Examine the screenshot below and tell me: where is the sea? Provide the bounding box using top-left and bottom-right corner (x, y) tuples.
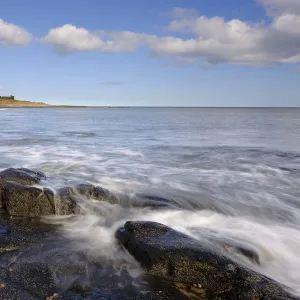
(1, 107), (300, 296)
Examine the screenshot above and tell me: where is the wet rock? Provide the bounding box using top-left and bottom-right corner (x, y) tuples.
(0, 225), (10, 234)
(2, 182), (55, 217)
(59, 184), (113, 202)
(0, 213), (56, 253)
(0, 168), (46, 186)
(75, 184), (113, 201)
(8, 262), (55, 299)
(116, 221), (297, 299)
(56, 187), (79, 215)
(83, 289), (122, 300)
(57, 289), (124, 300)
(131, 195), (177, 209)
(56, 291), (83, 300)
(223, 243), (260, 265)
(55, 184), (115, 215)
(0, 168), (45, 208)
(0, 281), (40, 300)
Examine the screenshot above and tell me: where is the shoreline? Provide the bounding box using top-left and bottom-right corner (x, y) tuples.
(0, 167), (297, 300)
(0, 105), (130, 108)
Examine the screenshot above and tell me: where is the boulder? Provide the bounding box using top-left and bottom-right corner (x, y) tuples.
(55, 187), (80, 215)
(55, 184), (115, 215)
(116, 221), (297, 299)
(75, 184), (113, 201)
(2, 182), (55, 217)
(0, 168), (46, 186)
(0, 168), (46, 207)
(1, 178), (117, 216)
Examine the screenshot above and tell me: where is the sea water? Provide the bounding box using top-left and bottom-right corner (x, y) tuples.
(1, 107), (300, 295)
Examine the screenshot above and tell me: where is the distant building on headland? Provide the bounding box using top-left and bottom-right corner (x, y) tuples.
(0, 95), (15, 100)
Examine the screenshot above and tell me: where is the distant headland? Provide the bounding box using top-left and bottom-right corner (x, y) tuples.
(0, 95), (52, 107)
(0, 95), (128, 108)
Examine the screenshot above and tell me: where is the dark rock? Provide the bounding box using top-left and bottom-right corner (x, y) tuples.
(116, 221), (297, 299)
(0, 281), (40, 300)
(0, 168), (46, 186)
(83, 289), (122, 300)
(56, 291), (83, 300)
(139, 195), (173, 204)
(2, 182), (55, 217)
(0, 225), (10, 234)
(129, 195), (175, 209)
(8, 262), (55, 299)
(55, 184), (115, 215)
(56, 187), (79, 215)
(223, 243), (260, 265)
(75, 184), (113, 201)
(57, 289), (124, 300)
(0, 168), (46, 208)
(59, 184), (113, 202)
(113, 194), (180, 210)
(0, 213), (56, 253)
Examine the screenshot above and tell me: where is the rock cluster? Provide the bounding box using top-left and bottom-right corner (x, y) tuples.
(0, 168), (114, 217)
(0, 168), (298, 299)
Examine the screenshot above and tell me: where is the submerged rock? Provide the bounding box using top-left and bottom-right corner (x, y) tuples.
(132, 194), (177, 209)
(223, 243), (260, 265)
(116, 221), (297, 299)
(2, 182), (55, 217)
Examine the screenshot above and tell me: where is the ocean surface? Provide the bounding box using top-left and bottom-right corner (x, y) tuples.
(1, 107), (300, 295)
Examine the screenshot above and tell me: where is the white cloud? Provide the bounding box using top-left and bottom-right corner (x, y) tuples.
(0, 18), (32, 46)
(257, 0), (300, 16)
(271, 14), (300, 36)
(42, 24), (151, 53)
(151, 5), (300, 65)
(41, 2), (300, 66)
(42, 24), (103, 53)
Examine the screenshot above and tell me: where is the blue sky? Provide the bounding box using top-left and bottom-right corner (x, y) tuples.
(0, 0), (300, 107)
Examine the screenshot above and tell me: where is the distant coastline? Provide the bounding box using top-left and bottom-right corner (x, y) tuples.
(1, 98), (299, 109)
(0, 98), (129, 108)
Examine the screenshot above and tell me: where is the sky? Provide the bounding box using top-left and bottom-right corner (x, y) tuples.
(0, 0), (300, 107)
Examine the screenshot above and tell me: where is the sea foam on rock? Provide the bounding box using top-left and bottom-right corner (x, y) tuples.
(0, 168), (116, 217)
(115, 221), (297, 299)
(0, 168), (176, 217)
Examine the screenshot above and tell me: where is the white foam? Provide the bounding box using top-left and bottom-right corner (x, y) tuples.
(1, 119), (300, 296)
(40, 193), (300, 296)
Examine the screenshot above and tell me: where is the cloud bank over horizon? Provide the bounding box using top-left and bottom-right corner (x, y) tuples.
(1, 0), (300, 67)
